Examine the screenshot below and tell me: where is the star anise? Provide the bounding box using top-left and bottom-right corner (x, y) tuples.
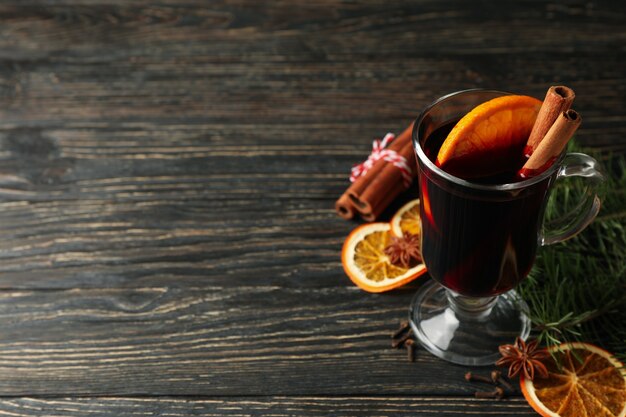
(384, 232), (421, 268)
(496, 337), (550, 381)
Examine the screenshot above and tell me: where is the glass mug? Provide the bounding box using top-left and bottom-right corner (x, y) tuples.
(409, 89), (604, 366)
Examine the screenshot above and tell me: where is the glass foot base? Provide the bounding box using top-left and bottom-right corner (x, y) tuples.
(409, 280), (531, 366)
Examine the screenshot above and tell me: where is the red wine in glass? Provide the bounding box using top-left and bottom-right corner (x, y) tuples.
(420, 122), (551, 297)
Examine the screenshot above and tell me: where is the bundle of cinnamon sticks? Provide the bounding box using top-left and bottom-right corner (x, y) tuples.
(518, 85), (581, 178)
(335, 123), (417, 221)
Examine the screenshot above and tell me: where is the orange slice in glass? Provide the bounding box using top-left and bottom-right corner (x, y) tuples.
(436, 95), (542, 177)
(390, 199), (421, 238)
(341, 223), (426, 293)
(521, 342), (626, 417)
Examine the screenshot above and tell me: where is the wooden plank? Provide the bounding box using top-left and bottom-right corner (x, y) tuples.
(0, 55), (623, 129)
(0, 285), (514, 396)
(0, 163), (396, 289)
(0, 397), (538, 416)
(0, 1), (622, 60)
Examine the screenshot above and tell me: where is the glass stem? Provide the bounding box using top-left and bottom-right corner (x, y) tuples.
(446, 289), (497, 319)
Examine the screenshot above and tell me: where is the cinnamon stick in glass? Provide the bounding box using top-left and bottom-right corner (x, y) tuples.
(525, 86), (575, 156)
(518, 109), (581, 179)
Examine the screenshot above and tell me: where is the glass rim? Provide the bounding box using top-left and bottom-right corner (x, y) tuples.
(412, 88), (562, 192)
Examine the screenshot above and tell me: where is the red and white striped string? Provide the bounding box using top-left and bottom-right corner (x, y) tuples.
(350, 133), (413, 187)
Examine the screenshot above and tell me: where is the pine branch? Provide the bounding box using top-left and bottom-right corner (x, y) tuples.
(518, 145), (626, 361)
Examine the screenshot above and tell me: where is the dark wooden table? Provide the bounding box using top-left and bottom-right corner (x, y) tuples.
(0, 1), (623, 416)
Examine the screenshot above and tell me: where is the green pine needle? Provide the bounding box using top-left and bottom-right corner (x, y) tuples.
(517, 144), (626, 362)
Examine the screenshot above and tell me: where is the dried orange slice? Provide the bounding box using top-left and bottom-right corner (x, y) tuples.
(521, 342), (626, 417)
(436, 95), (542, 177)
(341, 223), (426, 293)
(391, 199), (421, 238)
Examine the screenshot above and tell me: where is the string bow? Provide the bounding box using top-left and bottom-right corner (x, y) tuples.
(350, 133), (412, 187)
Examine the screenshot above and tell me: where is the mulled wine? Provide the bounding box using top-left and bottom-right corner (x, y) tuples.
(409, 89), (603, 366)
(419, 122), (552, 297)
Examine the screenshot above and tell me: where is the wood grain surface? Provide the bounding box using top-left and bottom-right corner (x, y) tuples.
(0, 0), (623, 415)
(0, 397), (537, 416)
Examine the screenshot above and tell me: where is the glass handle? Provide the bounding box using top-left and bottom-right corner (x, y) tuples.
(541, 153), (605, 246)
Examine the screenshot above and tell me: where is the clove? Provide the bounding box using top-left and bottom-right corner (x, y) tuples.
(404, 339), (415, 362)
(474, 386), (505, 400)
(464, 372), (494, 384)
(391, 328), (413, 349)
(391, 321), (410, 340)
(491, 370), (515, 392)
